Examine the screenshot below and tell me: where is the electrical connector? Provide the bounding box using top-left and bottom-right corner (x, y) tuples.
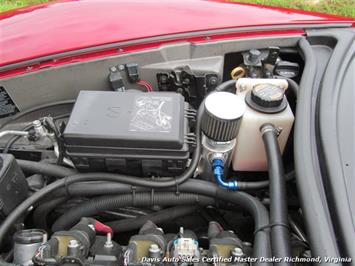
(109, 66), (125, 92)
(125, 63), (139, 83)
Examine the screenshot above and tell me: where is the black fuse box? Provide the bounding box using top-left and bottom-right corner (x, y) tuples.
(63, 91), (194, 176)
(0, 154), (28, 219)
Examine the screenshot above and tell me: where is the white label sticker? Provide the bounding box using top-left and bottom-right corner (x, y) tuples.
(129, 96), (173, 133)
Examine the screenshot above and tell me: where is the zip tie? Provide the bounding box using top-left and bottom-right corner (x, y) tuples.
(150, 189), (155, 206)
(254, 222), (290, 236)
(175, 177), (180, 196)
(131, 186), (136, 206)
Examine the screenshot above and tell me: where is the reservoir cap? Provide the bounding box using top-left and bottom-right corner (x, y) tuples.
(251, 83), (284, 108)
(246, 83), (288, 113)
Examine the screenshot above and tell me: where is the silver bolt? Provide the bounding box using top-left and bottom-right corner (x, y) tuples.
(104, 233), (113, 249)
(67, 239), (80, 257)
(150, 244), (159, 250)
(149, 244), (161, 258)
(68, 239), (79, 248)
(42, 233), (48, 244)
(32, 120), (42, 128)
(231, 247), (243, 257)
(179, 227), (184, 235)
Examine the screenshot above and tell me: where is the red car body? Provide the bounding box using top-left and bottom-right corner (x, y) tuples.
(0, 0), (354, 78)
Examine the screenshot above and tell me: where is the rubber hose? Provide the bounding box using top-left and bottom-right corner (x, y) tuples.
(215, 79), (236, 93)
(55, 179), (271, 264)
(17, 159), (77, 178)
(52, 193), (214, 231)
(107, 206), (197, 233)
(274, 75), (299, 96)
(0, 178), (270, 265)
(0, 102), (203, 244)
(52, 170), (294, 195)
(53, 178), (271, 242)
(0, 174), (159, 245)
(261, 124), (292, 265)
(193, 181), (272, 264)
(52, 178), (271, 245)
(33, 197), (68, 229)
(237, 170), (295, 190)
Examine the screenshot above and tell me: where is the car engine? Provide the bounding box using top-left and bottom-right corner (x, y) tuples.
(0, 46), (309, 266)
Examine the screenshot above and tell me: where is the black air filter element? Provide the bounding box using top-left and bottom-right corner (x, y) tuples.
(201, 92), (245, 141)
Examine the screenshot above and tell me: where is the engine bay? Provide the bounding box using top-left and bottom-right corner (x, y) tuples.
(0, 39), (310, 266)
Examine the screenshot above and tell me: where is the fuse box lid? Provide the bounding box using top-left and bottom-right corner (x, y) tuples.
(64, 91), (186, 150)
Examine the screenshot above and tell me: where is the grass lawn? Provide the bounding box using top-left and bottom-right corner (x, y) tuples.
(1, 0), (49, 12)
(235, 0), (355, 18)
(0, 0), (354, 17)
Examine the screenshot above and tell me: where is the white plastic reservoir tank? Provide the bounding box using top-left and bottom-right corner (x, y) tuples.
(232, 78), (294, 171)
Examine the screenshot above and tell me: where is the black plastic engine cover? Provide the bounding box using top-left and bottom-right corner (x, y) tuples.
(64, 91), (194, 176)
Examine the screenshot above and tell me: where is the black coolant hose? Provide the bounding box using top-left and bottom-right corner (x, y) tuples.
(215, 79), (236, 93)
(0, 101), (203, 244)
(261, 123), (292, 264)
(106, 205), (199, 233)
(17, 159), (77, 178)
(274, 75), (299, 96)
(0, 177), (271, 264)
(33, 197), (68, 229)
(237, 170), (295, 190)
(51, 193), (211, 231)
(55, 179), (271, 264)
(52, 170), (295, 195)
